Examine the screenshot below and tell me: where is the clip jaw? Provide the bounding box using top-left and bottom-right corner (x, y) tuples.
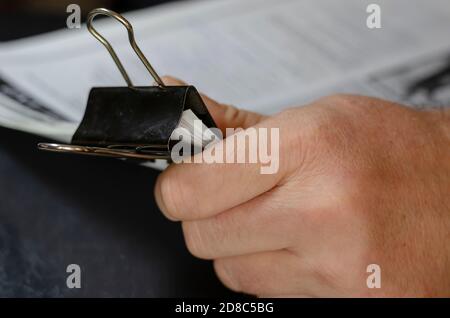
(38, 8), (217, 162)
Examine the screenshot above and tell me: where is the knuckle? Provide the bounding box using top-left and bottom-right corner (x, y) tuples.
(223, 104), (242, 125)
(182, 221), (214, 260)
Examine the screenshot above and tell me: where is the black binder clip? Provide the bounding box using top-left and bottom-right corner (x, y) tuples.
(38, 8), (217, 161)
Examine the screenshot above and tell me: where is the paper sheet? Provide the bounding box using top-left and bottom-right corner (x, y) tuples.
(0, 0), (449, 142)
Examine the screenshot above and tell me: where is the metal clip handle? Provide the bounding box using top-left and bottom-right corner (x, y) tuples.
(37, 143), (171, 160)
(87, 8), (166, 88)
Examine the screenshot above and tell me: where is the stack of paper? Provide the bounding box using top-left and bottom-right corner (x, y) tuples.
(0, 0), (449, 143)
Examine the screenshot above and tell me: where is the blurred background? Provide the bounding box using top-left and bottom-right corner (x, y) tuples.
(0, 0), (181, 40)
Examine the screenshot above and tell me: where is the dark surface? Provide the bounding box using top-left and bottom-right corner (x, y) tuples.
(0, 1), (234, 297)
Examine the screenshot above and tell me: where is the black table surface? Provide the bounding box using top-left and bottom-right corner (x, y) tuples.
(0, 1), (233, 297)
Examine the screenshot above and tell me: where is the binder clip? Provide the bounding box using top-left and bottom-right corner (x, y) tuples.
(38, 8), (217, 162)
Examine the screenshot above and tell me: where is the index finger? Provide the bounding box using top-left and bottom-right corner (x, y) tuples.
(162, 76), (266, 132)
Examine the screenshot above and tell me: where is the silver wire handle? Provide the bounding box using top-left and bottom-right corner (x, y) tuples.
(87, 8), (166, 88)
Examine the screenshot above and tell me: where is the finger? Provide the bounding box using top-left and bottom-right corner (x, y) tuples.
(161, 75), (185, 86)
(162, 75), (266, 130)
(181, 186), (304, 259)
(155, 117), (287, 221)
(214, 250), (316, 297)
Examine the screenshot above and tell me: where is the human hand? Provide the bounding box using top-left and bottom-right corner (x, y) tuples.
(155, 77), (450, 297)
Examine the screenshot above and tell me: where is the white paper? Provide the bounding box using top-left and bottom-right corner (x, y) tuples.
(0, 0), (449, 141)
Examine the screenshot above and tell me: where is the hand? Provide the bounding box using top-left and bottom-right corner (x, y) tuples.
(154, 77), (450, 297)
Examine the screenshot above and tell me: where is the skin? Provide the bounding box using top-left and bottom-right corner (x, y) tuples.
(154, 76), (450, 297)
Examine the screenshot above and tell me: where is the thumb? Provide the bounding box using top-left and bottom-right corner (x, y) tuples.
(162, 76), (266, 131)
